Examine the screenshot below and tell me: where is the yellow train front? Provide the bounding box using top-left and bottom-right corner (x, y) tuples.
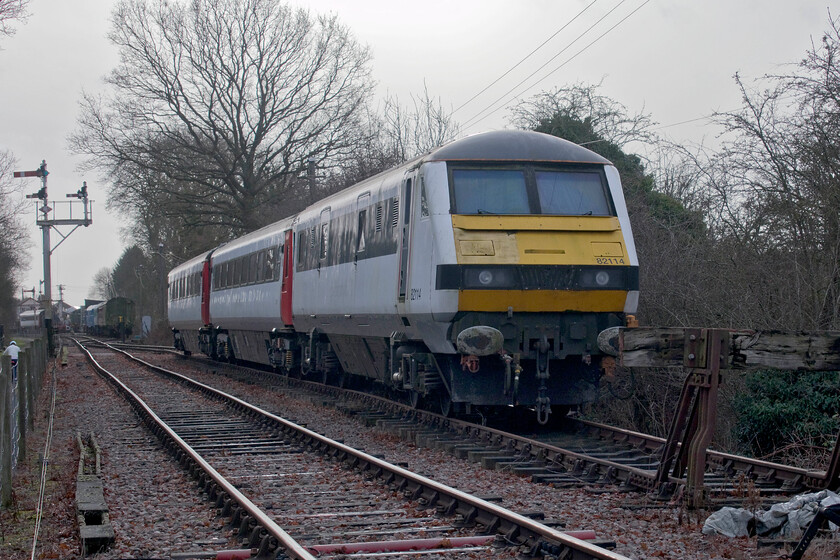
(387, 130), (639, 421)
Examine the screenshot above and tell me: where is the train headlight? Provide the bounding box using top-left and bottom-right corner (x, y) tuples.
(464, 267), (516, 289)
(579, 268), (624, 289)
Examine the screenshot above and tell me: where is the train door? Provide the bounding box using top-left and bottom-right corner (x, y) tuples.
(280, 229), (294, 326)
(405, 173), (434, 317)
(397, 173), (415, 312)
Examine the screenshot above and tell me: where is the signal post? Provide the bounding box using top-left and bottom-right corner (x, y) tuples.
(15, 161), (93, 354)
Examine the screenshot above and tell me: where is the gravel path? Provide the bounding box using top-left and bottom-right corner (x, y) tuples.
(3, 345), (838, 559)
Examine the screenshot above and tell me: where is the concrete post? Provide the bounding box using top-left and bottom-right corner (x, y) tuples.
(1, 354), (12, 507)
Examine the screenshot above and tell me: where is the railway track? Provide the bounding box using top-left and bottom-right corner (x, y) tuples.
(104, 341), (826, 504)
(75, 338), (629, 560)
(127, 345), (826, 506)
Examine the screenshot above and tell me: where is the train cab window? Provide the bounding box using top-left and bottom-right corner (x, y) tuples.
(452, 169), (529, 214)
(535, 170), (611, 216)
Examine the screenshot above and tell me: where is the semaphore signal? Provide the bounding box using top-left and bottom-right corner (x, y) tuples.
(14, 160), (93, 355)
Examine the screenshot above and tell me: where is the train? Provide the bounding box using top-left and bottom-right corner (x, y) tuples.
(84, 297), (136, 338)
(168, 129), (639, 422)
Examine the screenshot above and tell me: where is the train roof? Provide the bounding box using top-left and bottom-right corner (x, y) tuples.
(426, 129), (611, 165)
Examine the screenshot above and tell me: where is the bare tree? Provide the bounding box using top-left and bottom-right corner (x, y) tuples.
(509, 82), (656, 149)
(321, 86), (460, 194)
(71, 0), (374, 235)
(381, 83), (461, 162)
(0, 0), (28, 38)
(701, 14), (840, 331)
(89, 267), (115, 300)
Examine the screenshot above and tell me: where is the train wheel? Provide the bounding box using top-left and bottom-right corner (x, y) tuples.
(438, 391), (452, 417)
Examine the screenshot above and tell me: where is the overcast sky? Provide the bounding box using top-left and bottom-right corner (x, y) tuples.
(0, 0), (833, 307)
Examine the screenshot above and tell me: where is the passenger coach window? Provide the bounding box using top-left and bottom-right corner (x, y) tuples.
(535, 171), (611, 216)
(452, 169), (529, 214)
(320, 223), (329, 260)
(249, 253), (257, 284)
(256, 251), (265, 283)
(266, 248), (276, 281)
(357, 210), (366, 252)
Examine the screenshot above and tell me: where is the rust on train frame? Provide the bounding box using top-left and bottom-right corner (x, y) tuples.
(598, 327), (840, 509)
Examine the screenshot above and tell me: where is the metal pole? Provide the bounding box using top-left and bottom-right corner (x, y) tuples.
(42, 223), (54, 355)
(157, 243), (166, 322)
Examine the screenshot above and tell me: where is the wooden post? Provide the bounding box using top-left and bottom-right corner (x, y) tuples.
(683, 330), (726, 508)
(0, 354), (12, 507)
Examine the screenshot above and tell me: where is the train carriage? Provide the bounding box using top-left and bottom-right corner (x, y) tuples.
(86, 302), (104, 333)
(169, 130), (639, 421)
(168, 251), (212, 354)
(105, 297), (135, 338)
(204, 219), (292, 363)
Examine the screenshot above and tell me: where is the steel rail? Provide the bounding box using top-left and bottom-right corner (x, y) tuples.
(144, 338), (830, 494)
(88, 339), (633, 560)
(73, 339), (317, 559)
(311, 379), (821, 496)
(575, 418), (818, 491)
